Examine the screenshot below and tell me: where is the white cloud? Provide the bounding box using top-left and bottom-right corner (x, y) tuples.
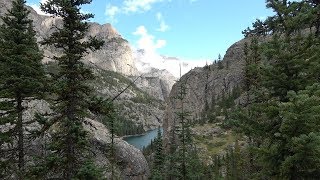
(133, 25), (207, 77)
(133, 26), (166, 53)
(105, 0), (195, 22)
(156, 12), (169, 32)
(105, 0), (168, 22)
(105, 4), (120, 23)
(123, 0), (164, 13)
(27, 0), (49, 16)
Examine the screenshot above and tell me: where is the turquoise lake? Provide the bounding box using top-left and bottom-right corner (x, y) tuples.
(124, 128), (163, 150)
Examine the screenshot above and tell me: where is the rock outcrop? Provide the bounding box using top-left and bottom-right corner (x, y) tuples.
(1, 1), (177, 102)
(21, 100), (150, 179)
(0, 1), (172, 131)
(85, 118), (150, 179)
(163, 38), (249, 149)
(132, 68), (176, 101)
(89, 64), (164, 131)
(0, 1), (138, 76)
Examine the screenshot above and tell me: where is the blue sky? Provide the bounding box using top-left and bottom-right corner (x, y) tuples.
(27, 0), (273, 61)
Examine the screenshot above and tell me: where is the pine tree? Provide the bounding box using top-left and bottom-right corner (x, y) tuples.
(89, 97), (119, 179)
(36, 0), (104, 179)
(0, 0), (46, 179)
(231, 1), (320, 179)
(175, 77), (191, 179)
(151, 128), (164, 180)
(165, 70), (205, 179)
(269, 84), (320, 179)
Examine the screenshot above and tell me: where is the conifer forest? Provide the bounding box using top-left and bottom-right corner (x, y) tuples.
(1, 0), (320, 179)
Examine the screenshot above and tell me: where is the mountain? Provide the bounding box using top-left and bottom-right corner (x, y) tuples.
(1, 1), (140, 76)
(26, 3), (177, 102)
(163, 37), (249, 151)
(132, 68), (176, 101)
(134, 49), (208, 78)
(0, 0), (175, 130)
(23, 99), (149, 179)
(0, 1), (175, 178)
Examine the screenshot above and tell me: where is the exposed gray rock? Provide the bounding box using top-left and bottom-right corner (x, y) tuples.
(1, 1), (170, 130)
(90, 66), (164, 131)
(132, 68), (177, 101)
(10, 100), (150, 179)
(0, 1), (138, 76)
(163, 38), (249, 150)
(84, 118), (150, 180)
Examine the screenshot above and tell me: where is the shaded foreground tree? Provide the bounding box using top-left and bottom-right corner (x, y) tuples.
(150, 128), (164, 180)
(165, 71), (205, 180)
(229, 0), (320, 179)
(0, 0), (46, 179)
(30, 0), (104, 179)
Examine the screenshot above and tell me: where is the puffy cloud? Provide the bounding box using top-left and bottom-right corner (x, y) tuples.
(105, 0), (167, 22)
(133, 26), (167, 53)
(156, 12), (170, 32)
(123, 0), (164, 13)
(133, 26), (207, 77)
(105, 4), (120, 22)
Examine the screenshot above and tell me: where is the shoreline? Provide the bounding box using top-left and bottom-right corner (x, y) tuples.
(120, 127), (163, 139)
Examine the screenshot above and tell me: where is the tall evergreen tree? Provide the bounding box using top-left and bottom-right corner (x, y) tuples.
(165, 71), (204, 180)
(0, 0), (45, 179)
(36, 0), (104, 179)
(231, 0), (320, 179)
(151, 128), (165, 180)
(175, 77), (191, 180)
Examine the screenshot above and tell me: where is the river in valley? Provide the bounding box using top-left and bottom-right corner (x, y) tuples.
(124, 128), (163, 150)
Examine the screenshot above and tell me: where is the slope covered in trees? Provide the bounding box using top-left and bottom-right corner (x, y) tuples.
(229, 0), (320, 179)
(163, 0), (320, 179)
(1, 0), (320, 179)
(0, 0), (151, 179)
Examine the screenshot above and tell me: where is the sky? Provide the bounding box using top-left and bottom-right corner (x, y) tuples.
(26, 0), (273, 74)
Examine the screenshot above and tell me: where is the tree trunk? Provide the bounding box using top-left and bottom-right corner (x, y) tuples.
(16, 94), (24, 180)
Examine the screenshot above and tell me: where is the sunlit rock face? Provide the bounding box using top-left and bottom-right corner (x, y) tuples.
(163, 38), (250, 151)
(0, 1), (138, 76)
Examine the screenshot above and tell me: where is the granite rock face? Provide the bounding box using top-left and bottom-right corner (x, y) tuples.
(132, 68), (177, 101)
(0, 1), (175, 130)
(1, 1), (176, 102)
(20, 100), (149, 179)
(0, 1), (138, 76)
(163, 38), (249, 149)
(84, 118), (150, 180)
(90, 66), (164, 131)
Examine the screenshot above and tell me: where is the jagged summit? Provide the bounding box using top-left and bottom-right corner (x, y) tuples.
(1, 1), (177, 101)
(0, 0), (138, 76)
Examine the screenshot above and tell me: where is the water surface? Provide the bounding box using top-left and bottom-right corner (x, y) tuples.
(124, 128), (163, 150)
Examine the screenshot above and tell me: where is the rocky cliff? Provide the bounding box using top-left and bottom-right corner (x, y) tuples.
(132, 68), (176, 101)
(1, 1), (176, 101)
(22, 99), (150, 179)
(0, 1), (173, 179)
(163, 38), (249, 149)
(0, 1), (138, 76)
(88, 63), (164, 131)
(0, 0), (174, 129)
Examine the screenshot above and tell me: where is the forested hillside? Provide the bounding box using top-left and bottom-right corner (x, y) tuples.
(161, 0), (320, 179)
(1, 0), (320, 180)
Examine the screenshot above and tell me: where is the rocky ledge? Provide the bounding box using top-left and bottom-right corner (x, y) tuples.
(21, 100), (150, 179)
